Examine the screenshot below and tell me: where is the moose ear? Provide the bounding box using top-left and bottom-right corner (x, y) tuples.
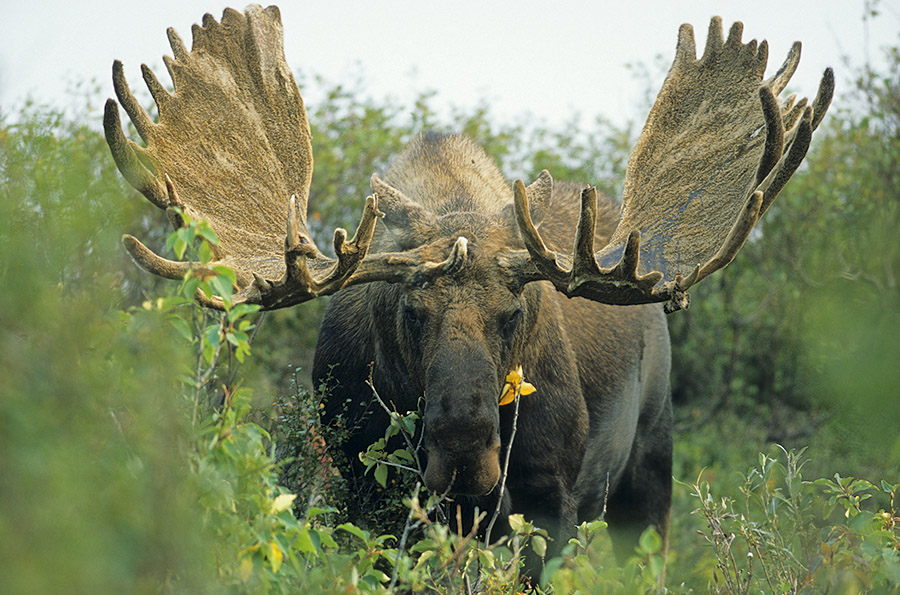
(502, 170), (552, 238)
(370, 173), (436, 249)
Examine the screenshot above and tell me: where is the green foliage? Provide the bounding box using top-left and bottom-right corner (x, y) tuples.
(0, 101), (214, 592)
(691, 447), (900, 593)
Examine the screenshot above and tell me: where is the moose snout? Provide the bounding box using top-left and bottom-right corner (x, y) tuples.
(423, 437), (501, 495)
(422, 395), (502, 495)
(421, 342), (503, 494)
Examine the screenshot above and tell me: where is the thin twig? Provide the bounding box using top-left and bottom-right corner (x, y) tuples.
(389, 478), (455, 591)
(389, 482), (422, 591)
(439, 507), (486, 575)
(359, 453), (421, 475)
(366, 368), (425, 481)
(484, 386), (522, 548)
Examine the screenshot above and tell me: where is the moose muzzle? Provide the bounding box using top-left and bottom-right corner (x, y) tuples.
(423, 437), (502, 495)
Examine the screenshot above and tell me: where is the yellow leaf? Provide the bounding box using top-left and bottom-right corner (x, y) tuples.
(498, 366), (537, 406)
(239, 556), (253, 582)
(498, 383), (515, 406)
(239, 542), (261, 557)
(270, 540), (283, 573)
(270, 493), (297, 514)
(505, 365), (523, 384)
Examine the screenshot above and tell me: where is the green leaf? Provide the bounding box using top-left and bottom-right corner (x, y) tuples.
(197, 240), (214, 264)
(181, 276), (201, 299)
(210, 275), (233, 303)
(229, 303), (261, 320)
(295, 527), (316, 554)
(173, 236), (188, 259)
(508, 513), (526, 533)
(169, 318), (193, 342)
(197, 225), (219, 245)
(385, 422), (399, 439)
(315, 529), (338, 549)
(409, 538), (437, 553)
(337, 523), (369, 543)
(540, 556), (565, 586)
(638, 527), (662, 555)
(393, 448), (414, 463)
(234, 344), (249, 363)
(204, 325), (222, 349)
(586, 519), (608, 534)
(212, 265), (237, 285)
(532, 534), (547, 557)
(374, 463), (388, 487)
(165, 231), (178, 253)
(399, 415), (417, 436)
(413, 549), (435, 570)
(363, 568), (389, 584)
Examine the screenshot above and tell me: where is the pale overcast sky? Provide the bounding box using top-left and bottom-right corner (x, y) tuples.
(2, 1), (898, 127)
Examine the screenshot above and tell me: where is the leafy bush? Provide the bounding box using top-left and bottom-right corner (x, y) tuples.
(691, 447), (900, 593)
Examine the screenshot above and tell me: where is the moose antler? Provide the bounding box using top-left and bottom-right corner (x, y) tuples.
(511, 18), (833, 312)
(106, 5), (456, 310)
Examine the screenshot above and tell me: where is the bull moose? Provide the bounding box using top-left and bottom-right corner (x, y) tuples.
(104, 5), (833, 563)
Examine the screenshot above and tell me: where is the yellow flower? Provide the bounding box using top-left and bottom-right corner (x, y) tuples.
(499, 365), (536, 406)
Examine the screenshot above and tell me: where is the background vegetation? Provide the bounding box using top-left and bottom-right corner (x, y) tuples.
(1, 29), (898, 592)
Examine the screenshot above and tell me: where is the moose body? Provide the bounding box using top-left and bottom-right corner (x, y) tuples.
(313, 133), (673, 554)
(104, 4), (832, 572)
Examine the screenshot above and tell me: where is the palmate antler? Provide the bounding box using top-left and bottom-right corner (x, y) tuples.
(106, 5), (463, 310)
(511, 18), (834, 312)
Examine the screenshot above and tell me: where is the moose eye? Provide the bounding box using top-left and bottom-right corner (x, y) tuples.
(501, 308), (523, 339)
(403, 305), (423, 327)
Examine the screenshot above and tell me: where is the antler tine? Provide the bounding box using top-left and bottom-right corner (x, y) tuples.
(166, 27), (190, 63)
(782, 97), (808, 131)
(406, 236), (469, 288)
(701, 16), (725, 61)
(570, 186), (601, 289)
(315, 194), (382, 292)
(765, 41), (802, 96)
(163, 175), (186, 229)
(103, 98), (167, 207)
(122, 234), (191, 280)
(616, 232), (641, 281)
(111, 60), (153, 143)
(509, 178), (666, 302)
(811, 67), (835, 131)
(674, 23), (697, 64)
(756, 86), (785, 186)
(140, 63), (171, 113)
(283, 194), (318, 280)
(209, 192), (389, 311)
(513, 179), (565, 281)
(759, 106), (814, 215)
(725, 21), (743, 47)
(603, 231), (664, 294)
